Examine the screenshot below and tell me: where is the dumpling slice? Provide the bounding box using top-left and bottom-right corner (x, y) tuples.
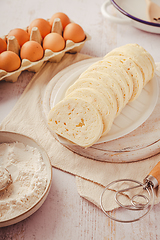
(105, 43), (155, 86)
(84, 63), (131, 106)
(65, 77), (117, 118)
(66, 88), (114, 136)
(48, 97), (103, 148)
(79, 70), (124, 116)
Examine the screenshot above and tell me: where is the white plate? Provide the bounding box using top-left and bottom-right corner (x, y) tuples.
(101, 0), (160, 34)
(44, 58), (159, 145)
(0, 131), (52, 227)
(49, 59), (159, 145)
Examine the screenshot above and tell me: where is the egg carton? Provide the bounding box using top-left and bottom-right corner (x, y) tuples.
(0, 18), (90, 82)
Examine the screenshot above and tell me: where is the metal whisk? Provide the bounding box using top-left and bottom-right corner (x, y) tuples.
(100, 161), (160, 223)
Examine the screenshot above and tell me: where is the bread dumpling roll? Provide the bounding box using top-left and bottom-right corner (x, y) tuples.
(48, 43), (155, 148)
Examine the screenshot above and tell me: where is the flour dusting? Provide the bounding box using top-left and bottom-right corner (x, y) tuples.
(0, 142), (48, 221)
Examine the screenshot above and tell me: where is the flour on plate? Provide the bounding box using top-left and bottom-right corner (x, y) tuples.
(0, 142), (48, 221)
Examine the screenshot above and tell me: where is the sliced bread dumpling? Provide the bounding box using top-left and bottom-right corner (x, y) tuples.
(65, 77), (117, 118)
(79, 70), (124, 116)
(48, 44), (156, 148)
(48, 97), (103, 148)
(65, 88), (114, 136)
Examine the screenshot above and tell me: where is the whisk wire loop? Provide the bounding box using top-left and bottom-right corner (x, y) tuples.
(100, 178), (155, 223)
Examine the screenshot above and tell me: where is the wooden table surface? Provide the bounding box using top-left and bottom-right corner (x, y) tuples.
(1, 0), (160, 239)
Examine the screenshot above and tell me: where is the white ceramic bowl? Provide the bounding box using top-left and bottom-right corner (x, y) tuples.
(0, 131), (52, 227)
(101, 0), (160, 34)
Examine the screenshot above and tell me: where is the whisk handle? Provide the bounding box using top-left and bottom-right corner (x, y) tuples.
(148, 161), (160, 187)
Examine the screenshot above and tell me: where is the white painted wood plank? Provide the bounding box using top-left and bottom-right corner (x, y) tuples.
(1, 0), (160, 239)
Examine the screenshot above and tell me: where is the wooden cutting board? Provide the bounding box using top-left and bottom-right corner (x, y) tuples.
(43, 58), (160, 163)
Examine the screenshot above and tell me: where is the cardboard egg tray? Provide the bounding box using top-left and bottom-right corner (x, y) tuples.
(0, 18), (90, 82)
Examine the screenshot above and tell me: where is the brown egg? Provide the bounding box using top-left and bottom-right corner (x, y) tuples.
(20, 41), (44, 62)
(49, 12), (70, 29)
(0, 38), (7, 53)
(7, 28), (30, 47)
(0, 51), (21, 72)
(63, 23), (85, 43)
(43, 32), (65, 52)
(28, 18), (51, 38)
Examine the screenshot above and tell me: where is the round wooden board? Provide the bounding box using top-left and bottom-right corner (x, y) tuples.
(43, 58), (160, 162)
